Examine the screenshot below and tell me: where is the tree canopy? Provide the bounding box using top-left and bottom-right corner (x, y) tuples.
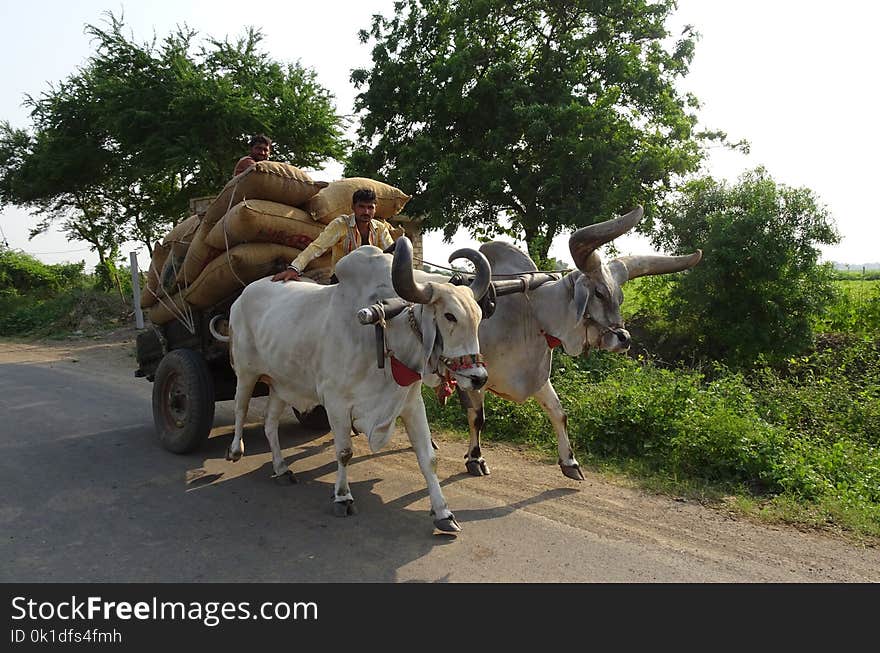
(348, 0), (733, 260)
(0, 13), (347, 287)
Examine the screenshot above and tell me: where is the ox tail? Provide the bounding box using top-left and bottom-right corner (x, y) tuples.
(209, 315), (230, 342)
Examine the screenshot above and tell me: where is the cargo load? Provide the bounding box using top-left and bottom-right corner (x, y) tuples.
(301, 177), (411, 224)
(140, 244), (169, 309)
(140, 214), (200, 308)
(204, 199), (323, 251)
(174, 220), (223, 287)
(145, 170), (412, 325)
(177, 162), (327, 286)
(202, 161), (328, 230)
(183, 243), (331, 309)
(147, 291), (191, 326)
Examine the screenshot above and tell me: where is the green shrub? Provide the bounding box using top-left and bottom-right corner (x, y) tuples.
(815, 280), (880, 334)
(646, 169), (840, 369)
(748, 335), (880, 448)
(426, 347), (880, 535)
(0, 288), (128, 336)
(0, 249), (86, 299)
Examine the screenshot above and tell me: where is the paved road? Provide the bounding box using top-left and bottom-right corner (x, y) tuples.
(1, 337), (877, 582)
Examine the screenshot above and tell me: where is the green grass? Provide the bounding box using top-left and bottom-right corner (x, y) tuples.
(815, 280), (880, 334)
(833, 279), (880, 300)
(831, 269), (880, 281)
(425, 343), (880, 542)
(0, 289), (131, 337)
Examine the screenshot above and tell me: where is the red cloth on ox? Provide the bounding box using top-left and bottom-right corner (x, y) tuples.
(543, 332), (562, 349)
(390, 355), (421, 387)
(435, 376), (458, 404)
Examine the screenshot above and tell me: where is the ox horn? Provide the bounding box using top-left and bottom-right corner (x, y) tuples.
(609, 250), (703, 285)
(569, 206), (644, 273)
(391, 236), (434, 304)
(448, 248), (492, 301)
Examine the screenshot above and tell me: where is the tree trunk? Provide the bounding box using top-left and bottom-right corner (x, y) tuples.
(107, 246), (126, 304)
(94, 246), (125, 302)
(523, 224), (553, 267)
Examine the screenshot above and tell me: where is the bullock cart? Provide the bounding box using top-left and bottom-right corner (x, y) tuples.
(134, 284), (328, 454)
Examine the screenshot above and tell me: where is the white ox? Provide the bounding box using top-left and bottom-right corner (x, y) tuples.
(424, 206), (702, 480)
(219, 238), (491, 533)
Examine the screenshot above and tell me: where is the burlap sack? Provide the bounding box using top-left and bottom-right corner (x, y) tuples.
(153, 215), (199, 291)
(183, 244), (332, 309)
(202, 161), (328, 230)
(148, 291), (192, 326)
(205, 199), (324, 251)
(160, 246), (187, 292)
(140, 243), (170, 309)
(140, 215), (200, 307)
(174, 220), (223, 288)
(301, 177), (411, 224)
(165, 214), (201, 245)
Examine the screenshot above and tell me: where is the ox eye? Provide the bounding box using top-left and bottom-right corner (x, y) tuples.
(594, 287), (605, 300)
(444, 312), (457, 323)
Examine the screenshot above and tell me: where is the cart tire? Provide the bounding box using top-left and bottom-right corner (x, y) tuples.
(152, 348), (215, 453)
(292, 405), (330, 431)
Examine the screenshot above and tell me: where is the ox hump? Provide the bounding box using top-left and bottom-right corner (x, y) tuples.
(334, 245), (389, 283)
(479, 241), (538, 275)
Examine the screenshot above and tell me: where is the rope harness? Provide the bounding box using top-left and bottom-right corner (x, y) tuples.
(371, 304), (486, 390)
(440, 353), (486, 372)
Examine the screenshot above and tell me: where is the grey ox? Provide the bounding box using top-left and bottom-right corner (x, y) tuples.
(424, 206), (702, 480)
(218, 238), (491, 533)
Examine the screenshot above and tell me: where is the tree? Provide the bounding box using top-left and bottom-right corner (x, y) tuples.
(0, 13), (347, 287)
(80, 16), (348, 211)
(349, 0), (734, 260)
(638, 167), (839, 368)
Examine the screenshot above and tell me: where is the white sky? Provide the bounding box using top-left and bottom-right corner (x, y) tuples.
(1, 0), (877, 274)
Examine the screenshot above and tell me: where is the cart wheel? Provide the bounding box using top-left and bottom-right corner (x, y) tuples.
(292, 405), (330, 431)
(152, 348), (215, 453)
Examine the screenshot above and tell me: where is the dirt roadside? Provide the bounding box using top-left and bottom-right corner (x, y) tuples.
(1, 327), (878, 581)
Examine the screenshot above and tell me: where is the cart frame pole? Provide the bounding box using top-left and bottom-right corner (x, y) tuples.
(130, 251), (145, 330)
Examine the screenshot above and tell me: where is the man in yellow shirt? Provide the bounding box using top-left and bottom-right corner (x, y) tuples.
(272, 188), (395, 282)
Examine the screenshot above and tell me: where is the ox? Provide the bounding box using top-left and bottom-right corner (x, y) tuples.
(219, 238), (491, 533)
(425, 206), (702, 480)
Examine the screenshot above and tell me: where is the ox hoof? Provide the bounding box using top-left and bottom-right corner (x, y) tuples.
(465, 458), (490, 477)
(333, 499), (357, 517)
(272, 470), (297, 485)
(433, 514), (461, 534)
(560, 463), (585, 481)
(226, 446), (243, 463)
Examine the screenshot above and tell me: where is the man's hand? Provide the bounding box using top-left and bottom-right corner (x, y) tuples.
(272, 268), (301, 282)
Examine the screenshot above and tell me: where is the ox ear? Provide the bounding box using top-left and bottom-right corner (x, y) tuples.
(420, 309), (440, 376)
(572, 275), (590, 324)
(608, 259), (629, 287)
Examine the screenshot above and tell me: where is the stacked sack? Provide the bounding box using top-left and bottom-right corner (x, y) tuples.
(139, 214), (201, 320)
(141, 162), (411, 326)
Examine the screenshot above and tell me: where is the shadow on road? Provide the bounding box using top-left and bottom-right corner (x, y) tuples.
(1, 363), (572, 582)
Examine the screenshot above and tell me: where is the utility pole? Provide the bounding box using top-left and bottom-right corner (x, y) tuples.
(130, 251), (144, 329)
